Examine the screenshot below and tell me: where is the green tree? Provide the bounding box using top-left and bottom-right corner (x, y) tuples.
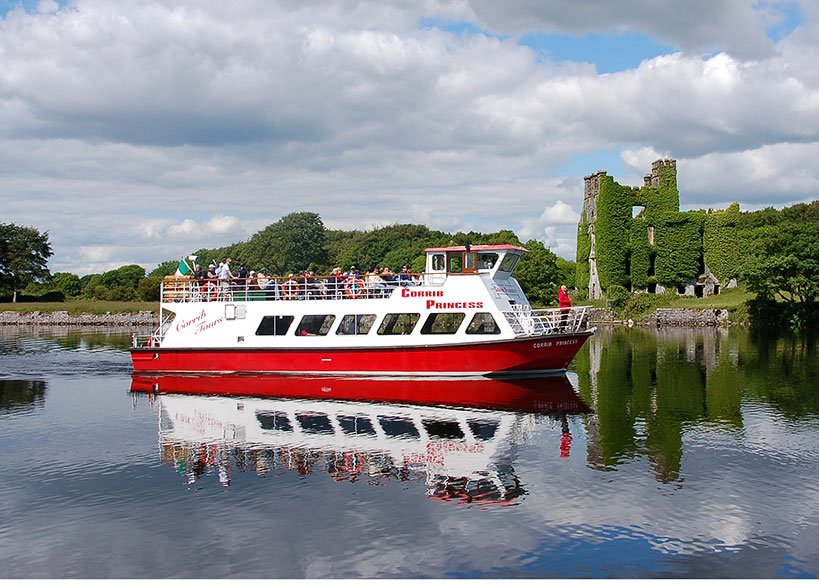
(137, 275), (162, 301)
(149, 260), (180, 278)
(245, 212), (328, 274)
(51, 272), (83, 297)
(514, 239), (562, 307)
(740, 222), (819, 307)
(0, 223), (53, 302)
(82, 264), (146, 301)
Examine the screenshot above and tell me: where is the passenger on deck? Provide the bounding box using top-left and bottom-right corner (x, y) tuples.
(218, 258), (233, 298)
(282, 274), (300, 300)
(381, 267), (396, 286)
(398, 266), (416, 286)
(344, 266), (360, 281)
(236, 263), (248, 286)
(260, 272), (281, 300)
(327, 268), (343, 298)
(367, 268), (387, 297)
(204, 263), (218, 301)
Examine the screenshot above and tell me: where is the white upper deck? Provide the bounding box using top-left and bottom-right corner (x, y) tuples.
(139, 243), (590, 349)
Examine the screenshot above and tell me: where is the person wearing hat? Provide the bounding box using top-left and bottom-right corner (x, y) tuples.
(344, 265), (360, 281)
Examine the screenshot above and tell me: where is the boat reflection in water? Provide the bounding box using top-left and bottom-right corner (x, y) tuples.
(131, 374), (590, 506)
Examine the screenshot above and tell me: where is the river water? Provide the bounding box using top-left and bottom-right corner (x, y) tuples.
(0, 326), (817, 578)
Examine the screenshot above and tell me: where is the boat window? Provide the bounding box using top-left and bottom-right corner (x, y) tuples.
(255, 315), (294, 336)
(465, 313), (501, 334)
(336, 314), (376, 335)
(498, 254), (519, 273)
(337, 414), (376, 436)
(479, 253), (498, 269)
(464, 252), (477, 272)
(468, 420), (499, 441)
(377, 313), (420, 335)
(256, 410), (293, 432)
(448, 253), (463, 273)
(296, 412), (334, 435)
(420, 312), (465, 334)
(295, 314), (335, 336)
(378, 415), (421, 439)
(431, 254), (445, 271)
(422, 419), (465, 439)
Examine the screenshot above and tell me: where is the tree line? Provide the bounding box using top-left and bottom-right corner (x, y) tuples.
(2, 201), (816, 322)
(0, 212), (575, 307)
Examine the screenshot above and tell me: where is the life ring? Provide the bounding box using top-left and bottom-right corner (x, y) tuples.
(282, 279), (299, 300)
(202, 283), (217, 302)
(343, 451), (365, 474)
(344, 279), (366, 298)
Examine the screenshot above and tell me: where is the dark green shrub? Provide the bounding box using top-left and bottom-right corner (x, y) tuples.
(607, 284), (630, 312)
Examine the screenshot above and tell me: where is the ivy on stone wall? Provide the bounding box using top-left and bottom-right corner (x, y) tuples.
(575, 210), (591, 294)
(594, 176), (632, 290)
(629, 219), (651, 289)
(653, 212), (704, 286)
(657, 164), (680, 211)
(703, 202), (740, 284)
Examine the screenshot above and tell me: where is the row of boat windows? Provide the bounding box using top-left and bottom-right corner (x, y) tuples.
(255, 312), (502, 336)
(429, 252), (519, 273)
(256, 410), (500, 441)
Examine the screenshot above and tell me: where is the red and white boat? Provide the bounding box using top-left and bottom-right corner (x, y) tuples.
(131, 244), (594, 376)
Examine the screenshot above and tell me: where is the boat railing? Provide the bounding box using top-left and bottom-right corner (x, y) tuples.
(133, 332), (162, 349)
(502, 305), (590, 336)
(159, 273), (432, 304)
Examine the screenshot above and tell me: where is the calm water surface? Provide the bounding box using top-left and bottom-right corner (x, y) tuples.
(0, 325), (817, 578)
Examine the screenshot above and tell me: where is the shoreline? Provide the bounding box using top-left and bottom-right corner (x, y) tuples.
(0, 307), (747, 328)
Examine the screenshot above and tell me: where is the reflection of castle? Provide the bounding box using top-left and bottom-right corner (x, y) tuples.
(134, 374), (589, 506)
(578, 159), (740, 299)
(577, 328), (744, 484)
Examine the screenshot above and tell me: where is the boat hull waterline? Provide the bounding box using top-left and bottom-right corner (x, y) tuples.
(130, 372), (591, 414)
(131, 331), (593, 376)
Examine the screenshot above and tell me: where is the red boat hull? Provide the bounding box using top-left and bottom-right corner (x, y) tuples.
(131, 332), (592, 376)
(130, 372), (590, 414)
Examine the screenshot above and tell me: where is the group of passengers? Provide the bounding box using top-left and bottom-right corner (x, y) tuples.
(189, 259), (417, 301)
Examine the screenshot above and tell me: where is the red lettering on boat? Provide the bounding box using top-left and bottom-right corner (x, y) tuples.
(425, 300), (484, 310)
(401, 288), (444, 298)
(176, 309), (207, 332)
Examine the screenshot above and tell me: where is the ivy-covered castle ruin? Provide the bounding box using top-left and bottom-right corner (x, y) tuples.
(576, 159), (740, 299)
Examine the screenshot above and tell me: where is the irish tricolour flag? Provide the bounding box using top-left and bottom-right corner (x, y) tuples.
(174, 256), (196, 277)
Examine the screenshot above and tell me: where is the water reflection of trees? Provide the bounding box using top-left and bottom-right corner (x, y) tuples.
(575, 327), (817, 483)
(0, 326), (149, 352)
(0, 379), (47, 414)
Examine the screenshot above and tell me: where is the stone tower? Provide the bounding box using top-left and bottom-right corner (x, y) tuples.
(581, 170), (608, 299)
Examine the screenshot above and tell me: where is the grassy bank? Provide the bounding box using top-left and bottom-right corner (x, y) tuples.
(0, 300), (156, 315)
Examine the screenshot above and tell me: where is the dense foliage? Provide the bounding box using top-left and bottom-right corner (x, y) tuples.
(739, 220), (819, 329)
(593, 176), (633, 290)
(703, 203), (741, 284)
(11, 213), (573, 308)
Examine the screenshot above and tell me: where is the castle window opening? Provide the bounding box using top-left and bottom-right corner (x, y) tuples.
(633, 206), (645, 218)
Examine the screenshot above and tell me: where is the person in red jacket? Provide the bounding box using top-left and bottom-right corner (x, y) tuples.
(558, 284), (572, 330)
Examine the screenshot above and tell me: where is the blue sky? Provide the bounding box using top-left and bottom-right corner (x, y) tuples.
(1, 0), (817, 275)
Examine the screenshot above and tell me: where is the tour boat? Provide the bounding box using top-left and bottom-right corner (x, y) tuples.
(132, 374), (588, 501)
(130, 244), (595, 377)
